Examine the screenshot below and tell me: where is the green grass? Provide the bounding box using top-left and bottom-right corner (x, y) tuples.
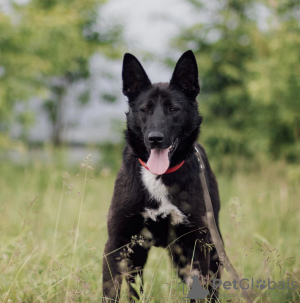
(0, 152), (299, 302)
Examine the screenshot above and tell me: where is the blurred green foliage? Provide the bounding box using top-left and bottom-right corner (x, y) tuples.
(98, 141), (123, 171)
(0, 0), (123, 146)
(172, 0), (300, 162)
(1, 0), (299, 163)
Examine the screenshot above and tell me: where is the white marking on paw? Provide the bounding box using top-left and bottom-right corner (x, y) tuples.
(140, 168), (186, 225)
(186, 269), (201, 287)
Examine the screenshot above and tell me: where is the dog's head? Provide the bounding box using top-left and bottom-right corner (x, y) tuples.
(123, 50), (202, 175)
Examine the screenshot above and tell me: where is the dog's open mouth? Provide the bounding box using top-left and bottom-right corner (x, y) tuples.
(146, 138), (178, 175)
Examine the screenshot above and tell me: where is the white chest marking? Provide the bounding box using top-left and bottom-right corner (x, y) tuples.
(140, 168), (186, 225)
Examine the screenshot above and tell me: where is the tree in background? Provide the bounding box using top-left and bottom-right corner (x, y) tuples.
(172, 0), (300, 162)
(247, 0), (300, 161)
(0, 0), (123, 146)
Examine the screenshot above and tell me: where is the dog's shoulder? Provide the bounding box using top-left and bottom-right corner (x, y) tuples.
(109, 154), (145, 212)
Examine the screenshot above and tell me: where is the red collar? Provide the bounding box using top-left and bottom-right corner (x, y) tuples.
(138, 158), (185, 175)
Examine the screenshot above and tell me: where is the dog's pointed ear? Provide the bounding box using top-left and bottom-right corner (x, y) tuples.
(122, 53), (151, 100)
(170, 50), (200, 99)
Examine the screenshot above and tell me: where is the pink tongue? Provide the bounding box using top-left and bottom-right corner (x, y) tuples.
(147, 148), (170, 175)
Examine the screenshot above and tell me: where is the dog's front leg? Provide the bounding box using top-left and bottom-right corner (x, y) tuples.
(125, 244), (149, 301)
(171, 231), (211, 295)
(102, 239), (149, 302)
(102, 241), (123, 302)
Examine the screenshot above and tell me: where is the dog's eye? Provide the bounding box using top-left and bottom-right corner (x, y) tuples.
(141, 108), (149, 114)
(169, 107), (179, 113)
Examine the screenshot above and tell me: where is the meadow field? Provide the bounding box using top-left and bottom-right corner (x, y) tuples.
(0, 148), (299, 302)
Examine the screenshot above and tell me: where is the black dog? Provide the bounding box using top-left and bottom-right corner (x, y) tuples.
(102, 50), (222, 302)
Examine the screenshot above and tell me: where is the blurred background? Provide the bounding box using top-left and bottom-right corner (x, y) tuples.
(1, 0), (299, 165)
(0, 0), (299, 302)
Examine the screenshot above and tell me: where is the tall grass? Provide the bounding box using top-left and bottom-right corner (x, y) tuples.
(0, 151), (299, 302)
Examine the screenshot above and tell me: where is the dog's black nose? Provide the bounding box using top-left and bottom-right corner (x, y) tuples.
(148, 131), (164, 146)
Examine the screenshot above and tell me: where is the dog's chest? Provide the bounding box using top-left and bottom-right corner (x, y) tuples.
(140, 168), (186, 225)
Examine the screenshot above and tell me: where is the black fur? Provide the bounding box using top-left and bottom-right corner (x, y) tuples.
(102, 51), (222, 302)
